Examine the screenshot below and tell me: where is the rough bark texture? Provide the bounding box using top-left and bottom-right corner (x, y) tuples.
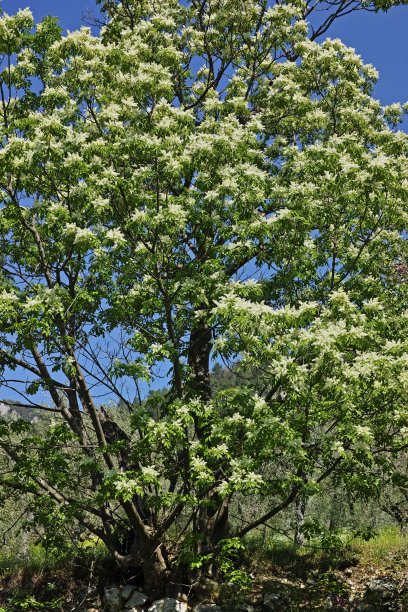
(294, 495), (307, 545)
(188, 323), (212, 401)
(187, 322), (230, 554)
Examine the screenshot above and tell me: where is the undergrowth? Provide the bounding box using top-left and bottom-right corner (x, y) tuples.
(0, 539), (112, 612)
(0, 528), (407, 611)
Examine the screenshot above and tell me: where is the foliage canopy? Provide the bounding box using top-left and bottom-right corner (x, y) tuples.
(1, 0), (408, 591)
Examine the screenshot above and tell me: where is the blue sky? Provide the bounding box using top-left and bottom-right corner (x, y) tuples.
(328, 6), (408, 107)
(1, 0), (407, 403)
(3, 0), (408, 107)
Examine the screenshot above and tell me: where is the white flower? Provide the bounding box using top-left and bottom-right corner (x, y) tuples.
(141, 466), (158, 479)
(105, 228), (126, 246)
(332, 441), (345, 457)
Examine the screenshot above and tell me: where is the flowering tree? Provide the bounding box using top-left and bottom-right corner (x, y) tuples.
(1, 0), (408, 592)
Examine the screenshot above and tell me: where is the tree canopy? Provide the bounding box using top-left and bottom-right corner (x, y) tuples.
(1, 0), (408, 592)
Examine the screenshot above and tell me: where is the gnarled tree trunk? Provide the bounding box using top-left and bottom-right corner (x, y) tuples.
(188, 321), (230, 554)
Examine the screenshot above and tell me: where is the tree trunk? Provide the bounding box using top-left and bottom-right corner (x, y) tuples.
(140, 545), (169, 596)
(294, 494), (307, 545)
(188, 322), (230, 555)
(198, 494), (230, 552)
(188, 323), (212, 401)
(126, 533), (169, 594)
(329, 490), (338, 532)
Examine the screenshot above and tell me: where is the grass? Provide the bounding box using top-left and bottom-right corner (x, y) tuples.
(0, 545), (63, 579)
(0, 528), (407, 610)
(0, 539), (111, 581)
(244, 532), (360, 574)
(351, 525), (408, 563)
(0, 539), (112, 612)
(241, 527), (408, 610)
(245, 525), (408, 566)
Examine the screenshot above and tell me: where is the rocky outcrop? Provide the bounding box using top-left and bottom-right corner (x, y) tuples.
(104, 587), (122, 612)
(92, 573), (407, 612)
(147, 599), (188, 612)
(0, 400), (41, 422)
(125, 591), (148, 608)
(103, 586), (149, 612)
(357, 578), (399, 610)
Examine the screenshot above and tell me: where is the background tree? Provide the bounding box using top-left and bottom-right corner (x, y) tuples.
(1, 0), (408, 593)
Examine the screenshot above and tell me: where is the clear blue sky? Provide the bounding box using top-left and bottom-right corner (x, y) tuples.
(3, 0), (408, 107)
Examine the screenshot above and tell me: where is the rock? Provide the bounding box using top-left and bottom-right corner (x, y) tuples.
(124, 591), (149, 608)
(367, 579), (396, 598)
(104, 587), (122, 612)
(344, 568), (353, 576)
(263, 592), (282, 609)
(248, 593), (263, 605)
(121, 585), (136, 600)
(148, 599), (188, 612)
(193, 605), (223, 612)
(79, 585), (98, 603)
(360, 580), (398, 610)
(123, 608), (144, 612)
(237, 605), (254, 612)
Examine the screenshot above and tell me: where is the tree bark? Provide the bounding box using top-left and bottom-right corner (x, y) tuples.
(129, 535), (169, 594)
(188, 322), (212, 401)
(294, 494), (307, 545)
(187, 321), (230, 553)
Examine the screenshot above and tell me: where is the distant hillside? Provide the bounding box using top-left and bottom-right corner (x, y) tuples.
(0, 401), (41, 423)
